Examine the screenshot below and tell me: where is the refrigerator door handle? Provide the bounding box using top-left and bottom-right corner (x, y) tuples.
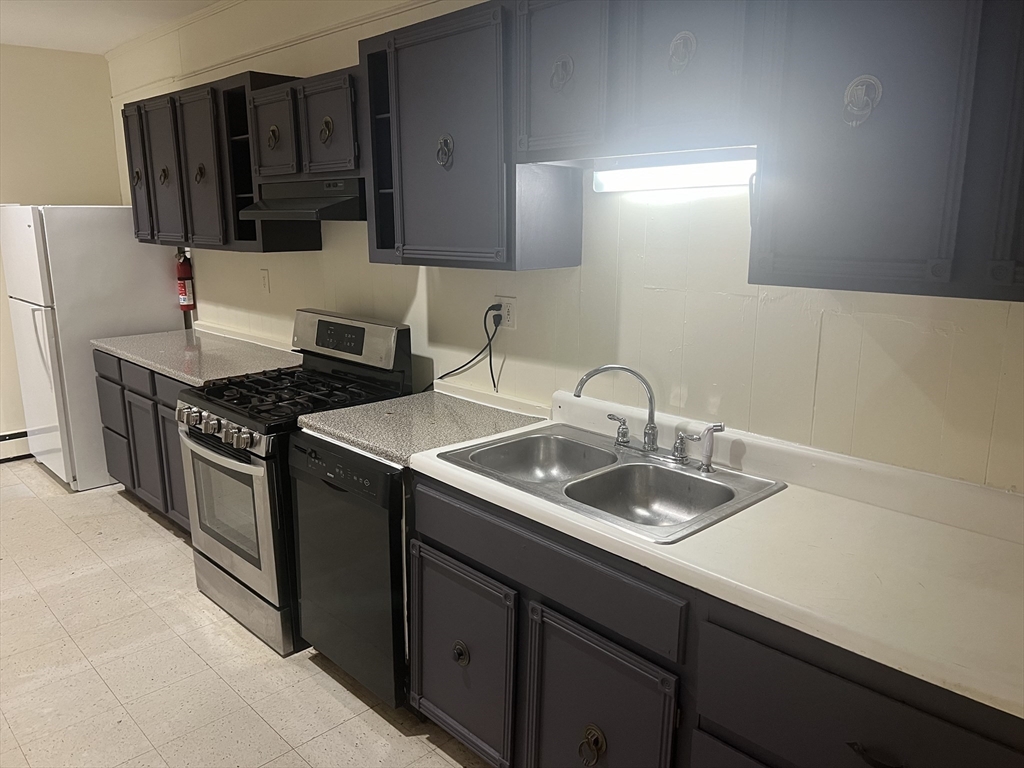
(29, 306), (54, 391)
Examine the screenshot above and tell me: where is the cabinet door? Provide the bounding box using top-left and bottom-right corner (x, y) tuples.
(524, 603), (677, 768)
(516, 0), (610, 157)
(95, 376), (127, 437)
(409, 541), (516, 768)
(249, 87), (299, 176)
(391, 5), (508, 265)
(158, 405), (190, 531)
(749, 0), (983, 293)
(141, 97), (187, 243)
(101, 427), (134, 490)
(122, 105), (154, 240)
(124, 391), (166, 513)
(298, 74), (358, 173)
(176, 88), (224, 246)
(620, 0), (747, 149)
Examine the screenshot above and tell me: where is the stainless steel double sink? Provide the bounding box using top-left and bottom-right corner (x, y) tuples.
(439, 423), (786, 544)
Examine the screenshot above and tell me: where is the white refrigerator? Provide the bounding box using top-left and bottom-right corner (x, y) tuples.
(1, 206), (183, 491)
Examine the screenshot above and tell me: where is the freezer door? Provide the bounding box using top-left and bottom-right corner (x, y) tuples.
(7, 299), (73, 483)
(0, 206), (52, 305)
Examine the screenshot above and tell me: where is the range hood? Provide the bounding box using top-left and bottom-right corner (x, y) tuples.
(239, 178), (366, 222)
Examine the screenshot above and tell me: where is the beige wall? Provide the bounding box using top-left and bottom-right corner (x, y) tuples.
(0, 44), (122, 458)
(105, 1), (1024, 493)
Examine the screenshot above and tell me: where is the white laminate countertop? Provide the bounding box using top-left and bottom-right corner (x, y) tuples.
(91, 329), (302, 387)
(412, 420), (1024, 719)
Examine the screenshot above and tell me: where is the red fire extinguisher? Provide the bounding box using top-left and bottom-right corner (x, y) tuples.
(176, 252), (195, 312)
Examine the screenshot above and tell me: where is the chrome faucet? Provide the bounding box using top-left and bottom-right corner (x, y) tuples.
(673, 422), (725, 472)
(574, 365), (659, 452)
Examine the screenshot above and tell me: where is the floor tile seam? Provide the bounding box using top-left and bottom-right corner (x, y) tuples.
(96, 654), (212, 709)
(150, 703), (266, 764)
(248, 680), (373, 752)
(10, 696), (127, 755)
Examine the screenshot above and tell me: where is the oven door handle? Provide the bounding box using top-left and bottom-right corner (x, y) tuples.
(179, 429), (266, 477)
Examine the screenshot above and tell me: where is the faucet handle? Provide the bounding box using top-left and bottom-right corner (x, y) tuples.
(606, 414), (630, 446)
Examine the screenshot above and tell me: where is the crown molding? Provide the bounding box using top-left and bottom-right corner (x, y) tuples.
(105, 0), (245, 61)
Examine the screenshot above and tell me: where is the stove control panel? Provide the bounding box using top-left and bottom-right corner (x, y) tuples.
(176, 405), (264, 455)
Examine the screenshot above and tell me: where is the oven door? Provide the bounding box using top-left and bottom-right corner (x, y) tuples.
(179, 428), (281, 606)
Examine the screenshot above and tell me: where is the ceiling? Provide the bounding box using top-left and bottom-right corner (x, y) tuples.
(0, 0), (218, 56)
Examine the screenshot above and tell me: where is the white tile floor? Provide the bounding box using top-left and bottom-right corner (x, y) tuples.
(0, 459), (480, 768)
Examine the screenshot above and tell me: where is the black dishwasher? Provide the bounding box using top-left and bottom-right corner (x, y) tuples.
(289, 432), (407, 707)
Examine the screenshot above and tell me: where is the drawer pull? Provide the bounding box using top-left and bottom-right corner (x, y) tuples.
(436, 133), (454, 168)
(452, 640), (470, 666)
(578, 723), (607, 766)
(267, 125), (280, 149)
(847, 741), (903, 768)
(319, 116), (334, 145)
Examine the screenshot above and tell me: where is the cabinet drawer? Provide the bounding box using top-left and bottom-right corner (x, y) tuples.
(101, 427), (134, 490)
(524, 602), (677, 768)
(410, 541), (515, 768)
(95, 377), (127, 437)
(697, 621), (1023, 768)
(690, 730), (766, 768)
(121, 361), (155, 396)
(93, 350), (121, 382)
(154, 373), (184, 408)
(415, 483), (688, 664)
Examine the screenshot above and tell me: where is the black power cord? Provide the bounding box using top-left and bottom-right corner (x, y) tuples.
(423, 303), (503, 392)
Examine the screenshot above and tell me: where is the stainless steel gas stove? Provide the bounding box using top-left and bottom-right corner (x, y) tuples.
(174, 309), (412, 655)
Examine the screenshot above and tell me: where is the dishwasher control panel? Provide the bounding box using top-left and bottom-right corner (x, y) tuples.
(291, 438), (398, 505)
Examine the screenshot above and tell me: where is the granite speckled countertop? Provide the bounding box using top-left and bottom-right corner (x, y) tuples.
(91, 330), (301, 386)
(298, 391), (542, 466)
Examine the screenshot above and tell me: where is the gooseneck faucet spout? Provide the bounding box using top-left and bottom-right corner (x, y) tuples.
(574, 365), (659, 451)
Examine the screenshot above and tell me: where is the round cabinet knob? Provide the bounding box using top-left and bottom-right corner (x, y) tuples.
(201, 415), (221, 434)
(452, 640), (470, 667)
(232, 429), (253, 450)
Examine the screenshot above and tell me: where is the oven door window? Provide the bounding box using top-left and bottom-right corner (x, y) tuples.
(192, 454), (261, 568)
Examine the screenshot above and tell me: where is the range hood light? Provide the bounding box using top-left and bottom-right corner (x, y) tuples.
(592, 147), (756, 193)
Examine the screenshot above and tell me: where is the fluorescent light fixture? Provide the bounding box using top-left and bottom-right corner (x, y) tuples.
(593, 146), (756, 193)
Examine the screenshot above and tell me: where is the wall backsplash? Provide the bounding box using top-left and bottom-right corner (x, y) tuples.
(191, 180), (1024, 494)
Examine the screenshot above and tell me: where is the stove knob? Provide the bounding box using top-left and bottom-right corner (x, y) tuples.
(232, 429), (253, 450)
(222, 426), (238, 445)
(174, 405), (188, 423)
(186, 409), (202, 427)
(201, 414), (221, 434)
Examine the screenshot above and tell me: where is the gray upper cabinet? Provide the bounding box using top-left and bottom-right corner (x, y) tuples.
(176, 87), (224, 246)
(615, 0), (750, 153)
(515, 0), (610, 161)
(390, 5), (508, 265)
(141, 96), (187, 244)
(297, 72), (358, 174)
(249, 86), (299, 177)
(122, 106), (154, 241)
(748, 0), (1021, 299)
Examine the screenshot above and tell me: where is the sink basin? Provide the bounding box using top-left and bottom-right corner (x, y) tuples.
(564, 464), (735, 526)
(440, 423), (786, 544)
(469, 434), (616, 483)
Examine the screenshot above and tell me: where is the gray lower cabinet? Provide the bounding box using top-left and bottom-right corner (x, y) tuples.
(124, 391), (166, 514)
(524, 603), (677, 768)
(410, 541), (516, 768)
(411, 475), (1024, 768)
(94, 350), (189, 532)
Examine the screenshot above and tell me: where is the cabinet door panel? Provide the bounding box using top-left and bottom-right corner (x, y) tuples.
(391, 7), (507, 263)
(101, 427), (134, 490)
(177, 88), (224, 246)
(298, 74), (358, 173)
(142, 97), (187, 243)
(125, 391), (166, 513)
(750, 0), (982, 291)
(409, 541), (516, 768)
(158, 405), (189, 531)
(122, 106), (154, 240)
(524, 603), (677, 768)
(624, 0), (746, 144)
(95, 377), (127, 437)
(249, 88), (299, 177)
(517, 0), (609, 155)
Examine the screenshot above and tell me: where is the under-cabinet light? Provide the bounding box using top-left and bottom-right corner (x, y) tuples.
(592, 146), (756, 193)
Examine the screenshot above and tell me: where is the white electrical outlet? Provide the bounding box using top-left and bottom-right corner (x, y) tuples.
(495, 295), (516, 330)
(260, 269), (271, 294)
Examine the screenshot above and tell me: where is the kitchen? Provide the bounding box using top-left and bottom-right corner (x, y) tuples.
(0, 1), (1022, 767)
